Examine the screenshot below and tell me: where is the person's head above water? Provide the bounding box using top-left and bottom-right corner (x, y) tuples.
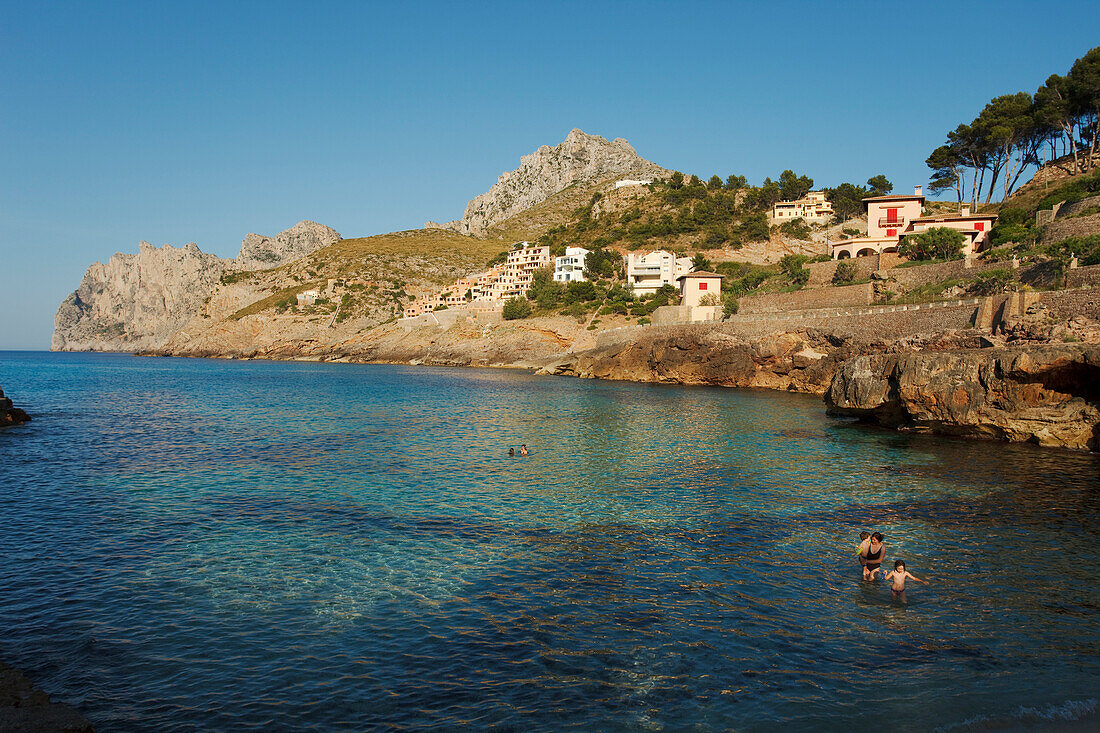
(871, 532), (884, 543)
(894, 559), (905, 571)
(508, 447), (515, 455)
(859, 531), (870, 541)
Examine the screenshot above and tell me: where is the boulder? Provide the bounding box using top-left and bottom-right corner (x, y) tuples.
(825, 345), (1100, 450)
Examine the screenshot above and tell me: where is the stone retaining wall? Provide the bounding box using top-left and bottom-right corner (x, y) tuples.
(1067, 264), (1100, 289)
(739, 283), (872, 313)
(1043, 212), (1100, 245)
(597, 298), (983, 345)
(887, 258), (1007, 289)
(806, 253), (901, 286)
(1039, 287), (1100, 321)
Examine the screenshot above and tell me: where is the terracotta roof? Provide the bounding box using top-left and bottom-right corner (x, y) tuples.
(676, 271), (724, 279)
(862, 194), (925, 202)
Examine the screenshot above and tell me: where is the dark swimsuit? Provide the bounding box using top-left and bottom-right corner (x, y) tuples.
(862, 545), (884, 571)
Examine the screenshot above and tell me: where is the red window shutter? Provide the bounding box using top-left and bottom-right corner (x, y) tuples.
(887, 208), (898, 223)
(887, 228), (897, 236)
(974, 222), (984, 231)
(699, 282), (707, 290)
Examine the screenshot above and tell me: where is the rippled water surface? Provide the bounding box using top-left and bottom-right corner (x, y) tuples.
(1, 352), (1098, 732)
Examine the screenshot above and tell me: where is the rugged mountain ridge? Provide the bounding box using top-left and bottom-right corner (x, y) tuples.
(426, 128), (668, 235)
(53, 220), (340, 352)
(235, 220), (341, 270)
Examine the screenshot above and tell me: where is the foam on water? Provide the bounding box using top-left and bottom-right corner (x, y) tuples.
(1, 352), (1098, 732)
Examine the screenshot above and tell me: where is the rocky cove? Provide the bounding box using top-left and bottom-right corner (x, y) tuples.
(141, 316), (1100, 452)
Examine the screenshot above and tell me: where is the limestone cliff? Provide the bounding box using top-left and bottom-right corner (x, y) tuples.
(53, 221), (342, 352)
(234, 220), (341, 271)
(53, 241), (228, 352)
(428, 129), (668, 235)
(825, 346), (1100, 450)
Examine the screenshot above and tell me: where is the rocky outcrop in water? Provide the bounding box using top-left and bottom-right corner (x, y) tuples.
(428, 129), (668, 235)
(538, 326), (861, 393)
(0, 661), (93, 732)
(52, 241), (228, 352)
(234, 220), (341, 271)
(825, 345), (1100, 450)
(0, 386), (30, 426)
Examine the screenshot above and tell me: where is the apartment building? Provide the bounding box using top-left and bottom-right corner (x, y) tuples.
(627, 250), (693, 296)
(772, 191), (834, 223)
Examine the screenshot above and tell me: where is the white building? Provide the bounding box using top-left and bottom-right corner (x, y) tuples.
(554, 246), (590, 283)
(614, 178), (654, 189)
(296, 289), (321, 307)
(627, 250), (693, 296)
(676, 271), (724, 307)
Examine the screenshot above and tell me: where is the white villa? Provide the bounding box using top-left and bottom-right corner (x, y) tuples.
(831, 186), (998, 259)
(772, 191), (834, 223)
(554, 246), (590, 283)
(627, 250), (693, 296)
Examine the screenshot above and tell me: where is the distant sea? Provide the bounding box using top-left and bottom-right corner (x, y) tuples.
(1, 351), (1098, 732)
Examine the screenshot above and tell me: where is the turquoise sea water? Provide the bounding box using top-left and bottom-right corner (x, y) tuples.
(0, 351), (1098, 732)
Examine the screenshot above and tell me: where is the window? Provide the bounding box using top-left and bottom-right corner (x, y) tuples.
(886, 208), (898, 224)
(886, 228), (897, 237)
(699, 282), (708, 291)
(974, 222), (985, 231)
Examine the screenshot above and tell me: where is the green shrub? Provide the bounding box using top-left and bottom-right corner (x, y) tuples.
(779, 218), (812, 240)
(898, 227), (966, 261)
(502, 297), (531, 320)
(723, 295), (739, 317)
(971, 269), (1014, 296)
(832, 260), (858, 285)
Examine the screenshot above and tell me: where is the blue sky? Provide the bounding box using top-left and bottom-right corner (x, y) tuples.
(2, 0), (1099, 349)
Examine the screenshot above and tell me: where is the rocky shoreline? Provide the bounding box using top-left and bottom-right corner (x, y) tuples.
(138, 320), (1100, 452)
(0, 662), (93, 732)
(0, 386), (30, 427)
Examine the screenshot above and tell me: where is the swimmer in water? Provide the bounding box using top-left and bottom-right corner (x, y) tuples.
(509, 447), (515, 456)
(860, 532), (885, 580)
(520, 444), (528, 456)
(883, 559), (927, 604)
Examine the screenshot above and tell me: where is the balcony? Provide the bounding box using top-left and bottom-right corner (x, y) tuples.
(878, 217), (906, 227)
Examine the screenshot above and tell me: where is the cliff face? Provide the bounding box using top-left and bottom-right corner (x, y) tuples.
(53, 221), (342, 352)
(235, 220), (341, 271)
(825, 346), (1100, 450)
(428, 129), (668, 235)
(52, 241), (228, 352)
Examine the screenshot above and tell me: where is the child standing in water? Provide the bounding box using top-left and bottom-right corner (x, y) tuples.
(883, 559), (927, 603)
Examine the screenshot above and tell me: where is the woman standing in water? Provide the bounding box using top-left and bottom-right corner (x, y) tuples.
(860, 532), (885, 580)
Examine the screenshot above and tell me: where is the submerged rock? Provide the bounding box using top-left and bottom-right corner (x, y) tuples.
(0, 661), (93, 732)
(825, 345), (1100, 450)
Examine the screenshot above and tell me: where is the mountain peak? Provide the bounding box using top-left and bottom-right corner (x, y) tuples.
(428, 129), (667, 236)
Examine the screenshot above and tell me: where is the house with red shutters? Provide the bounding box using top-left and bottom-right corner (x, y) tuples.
(831, 186), (997, 260)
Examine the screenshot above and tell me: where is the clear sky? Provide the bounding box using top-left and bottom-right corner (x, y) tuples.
(2, 0), (1098, 349)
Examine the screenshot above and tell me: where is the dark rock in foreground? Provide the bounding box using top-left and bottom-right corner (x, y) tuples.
(825, 345), (1100, 450)
(0, 662), (93, 732)
(0, 387), (30, 427)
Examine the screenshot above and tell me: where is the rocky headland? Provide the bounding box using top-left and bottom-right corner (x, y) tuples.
(0, 386), (30, 427)
(0, 662), (93, 732)
(53, 221), (341, 352)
